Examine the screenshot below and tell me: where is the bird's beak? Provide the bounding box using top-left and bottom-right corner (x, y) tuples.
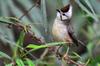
(56, 9), (60, 12)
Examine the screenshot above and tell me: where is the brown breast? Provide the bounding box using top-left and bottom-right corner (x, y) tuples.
(52, 19), (73, 44)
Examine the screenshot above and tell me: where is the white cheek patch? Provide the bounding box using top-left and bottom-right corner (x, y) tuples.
(56, 5), (72, 20)
(57, 12), (61, 18)
(62, 15), (68, 20)
(65, 5), (72, 19)
(57, 12), (68, 20)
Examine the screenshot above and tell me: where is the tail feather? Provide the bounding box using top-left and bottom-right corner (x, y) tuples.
(77, 40), (86, 47)
(67, 27), (86, 47)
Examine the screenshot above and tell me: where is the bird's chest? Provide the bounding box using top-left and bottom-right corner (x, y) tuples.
(52, 20), (70, 41)
(53, 21), (68, 35)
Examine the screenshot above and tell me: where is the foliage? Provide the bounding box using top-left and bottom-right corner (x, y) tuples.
(0, 0), (100, 66)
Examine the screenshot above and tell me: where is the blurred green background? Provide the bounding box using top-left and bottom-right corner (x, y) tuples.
(0, 0), (100, 66)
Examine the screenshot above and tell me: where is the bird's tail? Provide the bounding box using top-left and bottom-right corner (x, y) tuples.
(77, 40), (86, 47)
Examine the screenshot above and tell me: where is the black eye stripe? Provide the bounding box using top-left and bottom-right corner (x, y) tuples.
(56, 9), (60, 12)
(62, 13), (68, 18)
(62, 13), (67, 17)
(63, 13), (66, 16)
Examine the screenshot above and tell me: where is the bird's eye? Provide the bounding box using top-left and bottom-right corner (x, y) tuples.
(62, 13), (66, 16)
(56, 9), (60, 12)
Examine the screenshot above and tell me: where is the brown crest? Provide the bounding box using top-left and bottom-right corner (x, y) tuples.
(60, 4), (70, 13)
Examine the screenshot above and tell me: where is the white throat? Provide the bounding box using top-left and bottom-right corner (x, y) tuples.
(56, 5), (72, 20)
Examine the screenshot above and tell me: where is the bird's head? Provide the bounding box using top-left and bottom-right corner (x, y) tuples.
(56, 4), (72, 20)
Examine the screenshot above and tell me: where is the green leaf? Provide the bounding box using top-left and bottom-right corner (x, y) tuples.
(85, 59), (90, 66)
(72, 52), (81, 58)
(27, 44), (41, 49)
(0, 17), (13, 24)
(16, 58), (24, 66)
(5, 63), (13, 66)
(75, 0), (98, 21)
(13, 31), (25, 58)
(87, 42), (94, 56)
(0, 17), (22, 24)
(25, 42), (66, 56)
(41, 0), (48, 32)
(16, 31), (25, 46)
(27, 42), (66, 49)
(25, 58), (35, 66)
(88, 56), (100, 66)
(97, 63), (100, 66)
(87, 26), (94, 39)
(0, 51), (12, 60)
(84, 0), (95, 15)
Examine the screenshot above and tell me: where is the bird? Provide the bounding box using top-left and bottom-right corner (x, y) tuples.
(52, 4), (74, 45)
(52, 4), (85, 57)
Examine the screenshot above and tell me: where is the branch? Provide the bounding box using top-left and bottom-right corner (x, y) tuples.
(18, 0), (40, 20)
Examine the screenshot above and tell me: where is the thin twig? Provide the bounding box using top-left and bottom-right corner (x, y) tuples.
(40, 48), (48, 60)
(63, 53), (85, 66)
(19, 0), (40, 20)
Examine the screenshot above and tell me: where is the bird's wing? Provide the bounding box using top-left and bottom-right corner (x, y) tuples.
(67, 24), (85, 47)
